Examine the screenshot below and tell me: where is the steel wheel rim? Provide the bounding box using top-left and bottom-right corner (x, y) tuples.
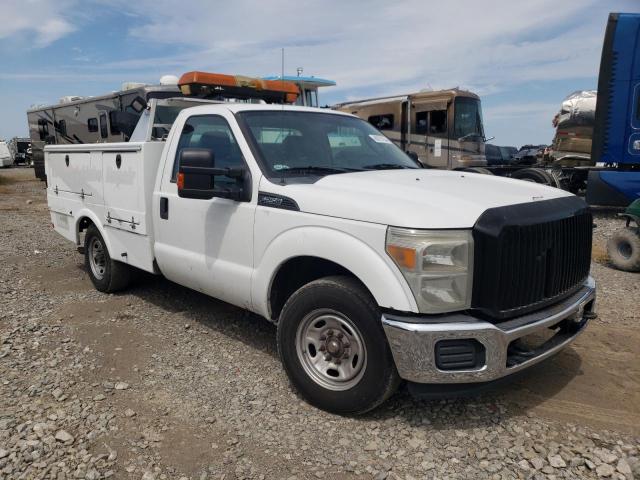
(89, 237), (106, 280)
(295, 309), (367, 391)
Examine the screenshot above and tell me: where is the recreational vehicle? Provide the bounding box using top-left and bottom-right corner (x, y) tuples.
(334, 89), (488, 170)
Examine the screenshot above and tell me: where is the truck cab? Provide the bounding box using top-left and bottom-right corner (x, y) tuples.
(588, 12), (640, 206)
(46, 103), (596, 414)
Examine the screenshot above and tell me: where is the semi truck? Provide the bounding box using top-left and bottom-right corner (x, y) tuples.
(45, 76), (596, 413)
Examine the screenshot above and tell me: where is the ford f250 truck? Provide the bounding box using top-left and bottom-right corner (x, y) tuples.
(45, 101), (596, 414)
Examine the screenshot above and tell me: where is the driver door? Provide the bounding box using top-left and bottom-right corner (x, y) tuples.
(153, 112), (257, 310)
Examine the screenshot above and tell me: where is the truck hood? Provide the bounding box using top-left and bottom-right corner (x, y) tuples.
(264, 169), (572, 229)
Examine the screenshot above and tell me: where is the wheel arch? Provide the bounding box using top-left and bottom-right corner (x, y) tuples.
(74, 209), (114, 254)
(253, 226), (417, 321)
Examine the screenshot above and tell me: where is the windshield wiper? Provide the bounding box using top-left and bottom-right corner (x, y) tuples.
(280, 166), (352, 175)
(362, 163), (415, 170)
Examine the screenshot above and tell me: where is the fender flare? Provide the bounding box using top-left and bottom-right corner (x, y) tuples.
(74, 209), (115, 255)
(252, 226), (418, 318)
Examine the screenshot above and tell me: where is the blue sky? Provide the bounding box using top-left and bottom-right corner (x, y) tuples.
(1, 0), (638, 147)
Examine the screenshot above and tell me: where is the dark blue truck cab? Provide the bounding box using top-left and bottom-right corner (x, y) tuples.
(587, 13), (640, 206)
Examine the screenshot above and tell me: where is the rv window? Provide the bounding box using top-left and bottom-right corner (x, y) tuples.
(99, 113), (108, 139)
(414, 111), (429, 135)
(430, 110), (447, 134)
(37, 119), (49, 140)
(109, 111), (121, 135)
(58, 120), (67, 137)
(368, 114), (394, 131)
(88, 118), (98, 133)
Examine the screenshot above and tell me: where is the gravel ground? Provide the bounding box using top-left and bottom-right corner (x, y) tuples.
(1, 168), (639, 480)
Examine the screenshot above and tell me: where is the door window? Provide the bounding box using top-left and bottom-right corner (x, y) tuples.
(99, 113), (108, 139)
(430, 110), (447, 134)
(172, 115), (244, 182)
(414, 111), (428, 134)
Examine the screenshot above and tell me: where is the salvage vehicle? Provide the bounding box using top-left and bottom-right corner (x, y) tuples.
(0, 141), (12, 167)
(10, 137), (32, 165)
(607, 199), (640, 272)
(46, 83), (597, 413)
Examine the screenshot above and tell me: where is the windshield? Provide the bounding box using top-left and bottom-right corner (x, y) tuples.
(238, 111), (419, 178)
(453, 97), (484, 140)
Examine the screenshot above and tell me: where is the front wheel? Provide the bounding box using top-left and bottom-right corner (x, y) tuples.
(84, 225), (131, 292)
(277, 276), (400, 415)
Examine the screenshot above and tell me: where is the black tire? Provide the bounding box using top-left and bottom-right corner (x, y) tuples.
(607, 227), (640, 272)
(511, 167), (555, 186)
(84, 225), (131, 292)
(277, 276), (400, 415)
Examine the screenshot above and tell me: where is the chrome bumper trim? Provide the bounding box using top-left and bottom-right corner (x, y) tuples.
(382, 277), (596, 384)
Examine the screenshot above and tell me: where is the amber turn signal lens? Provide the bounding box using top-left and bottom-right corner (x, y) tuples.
(386, 245), (417, 269)
(177, 173), (185, 190)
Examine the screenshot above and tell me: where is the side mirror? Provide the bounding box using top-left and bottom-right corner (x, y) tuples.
(177, 148), (247, 201)
(129, 96), (147, 113)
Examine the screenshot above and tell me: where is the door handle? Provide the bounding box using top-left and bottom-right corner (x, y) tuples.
(160, 197), (169, 220)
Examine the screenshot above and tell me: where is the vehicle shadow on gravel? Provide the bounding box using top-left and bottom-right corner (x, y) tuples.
(126, 271), (279, 356)
(123, 269), (584, 428)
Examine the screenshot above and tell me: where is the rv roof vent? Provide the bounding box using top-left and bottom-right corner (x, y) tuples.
(159, 75), (179, 86)
(121, 82), (147, 91)
(59, 96), (85, 104)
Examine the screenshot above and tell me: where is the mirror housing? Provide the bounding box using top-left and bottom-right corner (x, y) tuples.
(129, 96), (147, 113)
(177, 148), (248, 201)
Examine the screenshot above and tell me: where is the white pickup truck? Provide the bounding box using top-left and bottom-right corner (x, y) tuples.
(46, 99), (596, 414)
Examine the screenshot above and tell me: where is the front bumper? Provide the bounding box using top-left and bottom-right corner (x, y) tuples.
(382, 276), (596, 384)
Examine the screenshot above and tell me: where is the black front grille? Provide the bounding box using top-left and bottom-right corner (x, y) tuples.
(472, 196), (592, 320)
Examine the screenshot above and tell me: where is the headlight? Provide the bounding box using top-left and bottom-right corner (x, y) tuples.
(386, 227), (474, 313)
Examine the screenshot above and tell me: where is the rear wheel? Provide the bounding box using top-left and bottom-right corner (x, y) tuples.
(277, 276), (400, 415)
(511, 167), (556, 187)
(607, 227), (640, 272)
(84, 225), (131, 292)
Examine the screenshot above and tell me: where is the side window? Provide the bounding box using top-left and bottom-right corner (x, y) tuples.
(109, 111), (121, 135)
(58, 120), (67, 137)
(99, 113), (108, 139)
(172, 115), (244, 182)
(414, 111), (429, 135)
(368, 114), (394, 130)
(37, 119), (49, 140)
(430, 110), (447, 134)
(87, 118), (98, 132)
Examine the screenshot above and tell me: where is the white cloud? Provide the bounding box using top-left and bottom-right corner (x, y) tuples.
(0, 0), (76, 47)
(97, 0), (615, 98)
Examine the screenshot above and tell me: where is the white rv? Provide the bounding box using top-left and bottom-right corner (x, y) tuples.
(0, 142), (13, 167)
